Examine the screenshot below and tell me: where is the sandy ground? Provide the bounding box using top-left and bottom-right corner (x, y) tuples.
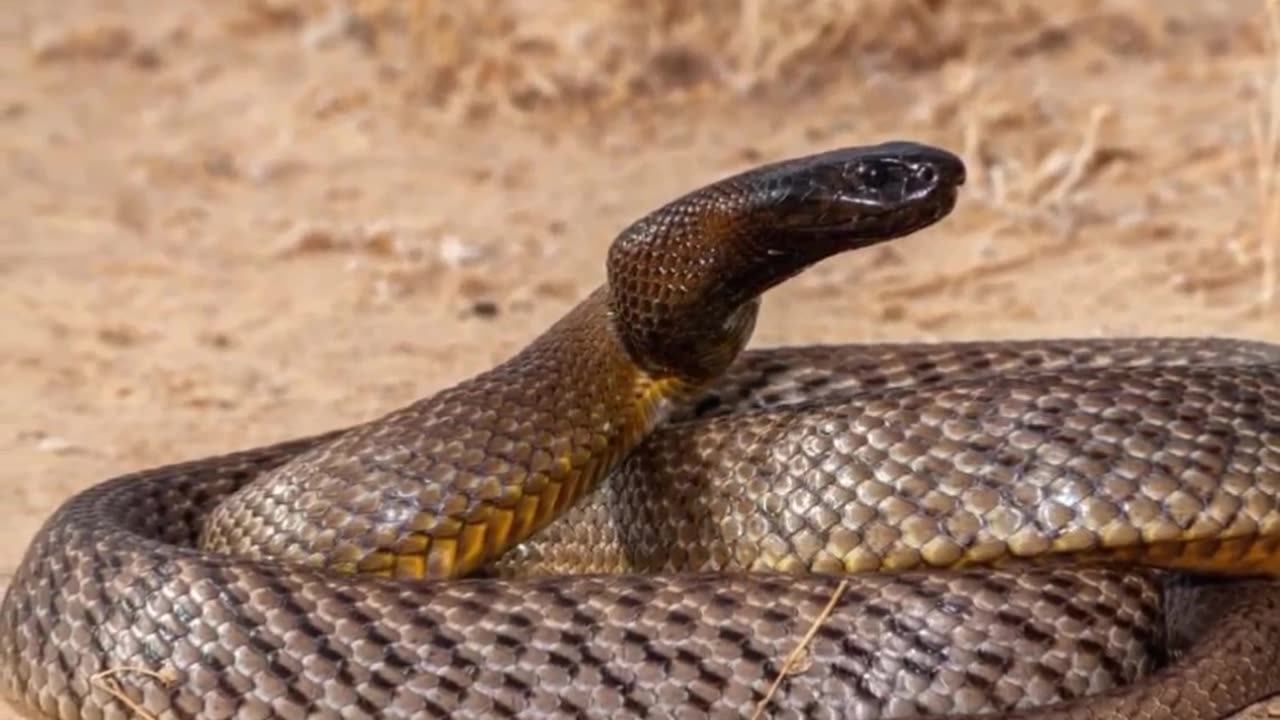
(3, 1), (1280, 716)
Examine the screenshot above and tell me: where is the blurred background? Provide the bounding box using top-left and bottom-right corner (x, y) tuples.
(0, 1), (1276, 668)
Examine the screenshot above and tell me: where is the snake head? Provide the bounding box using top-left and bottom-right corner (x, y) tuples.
(767, 141), (966, 242)
(607, 142), (966, 382)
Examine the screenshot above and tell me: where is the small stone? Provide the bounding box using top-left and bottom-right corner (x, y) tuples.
(32, 24), (134, 63)
(470, 300), (499, 318)
(199, 332), (235, 349)
(438, 235), (486, 267)
(131, 46), (163, 70)
(35, 436), (80, 455)
(274, 228), (340, 257)
(97, 324), (147, 347)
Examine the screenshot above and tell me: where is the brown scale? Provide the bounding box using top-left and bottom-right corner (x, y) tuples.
(4, 143), (1280, 720)
(198, 143), (965, 581)
(500, 361), (1280, 581)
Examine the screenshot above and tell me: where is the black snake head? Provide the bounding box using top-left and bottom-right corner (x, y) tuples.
(769, 141), (966, 241)
(606, 141), (966, 381)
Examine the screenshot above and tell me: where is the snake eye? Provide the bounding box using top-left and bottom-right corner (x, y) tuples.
(856, 162), (889, 188)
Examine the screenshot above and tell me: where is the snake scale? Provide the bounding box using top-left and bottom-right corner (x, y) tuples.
(3, 141), (1280, 719)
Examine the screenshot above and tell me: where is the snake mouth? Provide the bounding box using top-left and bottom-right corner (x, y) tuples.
(801, 179), (961, 241)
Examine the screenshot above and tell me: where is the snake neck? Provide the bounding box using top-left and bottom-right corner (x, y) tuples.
(199, 288), (711, 579)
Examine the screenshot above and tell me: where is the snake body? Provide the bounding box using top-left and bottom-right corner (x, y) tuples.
(3, 143), (1280, 719)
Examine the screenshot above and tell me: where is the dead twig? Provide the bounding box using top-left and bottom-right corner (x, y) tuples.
(89, 666), (178, 720)
(750, 579), (849, 720)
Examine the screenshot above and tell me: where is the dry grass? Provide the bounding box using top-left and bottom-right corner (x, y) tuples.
(249, 0), (1197, 115)
(253, 1), (1275, 307)
(88, 667), (176, 720)
(5, 6), (1280, 718)
(1252, 0), (1280, 307)
(22, 1), (1278, 318)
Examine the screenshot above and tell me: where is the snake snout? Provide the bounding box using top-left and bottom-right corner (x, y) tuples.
(868, 141), (966, 183)
(854, 143), (966, 212)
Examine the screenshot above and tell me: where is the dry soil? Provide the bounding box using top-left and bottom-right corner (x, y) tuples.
(3, 2), (1280, 717)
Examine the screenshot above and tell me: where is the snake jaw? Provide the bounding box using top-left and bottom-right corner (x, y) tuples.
(832, 179), (961, 241)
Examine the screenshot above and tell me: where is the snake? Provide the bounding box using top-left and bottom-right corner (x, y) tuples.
(3, 140), (1280, 720)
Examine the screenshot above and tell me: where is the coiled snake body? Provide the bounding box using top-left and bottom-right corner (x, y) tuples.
(3, 143), (1280, 719)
